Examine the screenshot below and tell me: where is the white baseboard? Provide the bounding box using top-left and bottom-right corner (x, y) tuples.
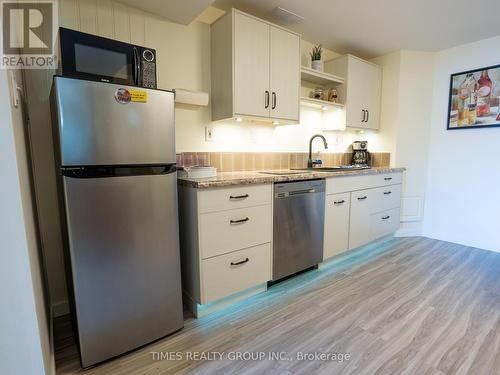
(52, 300), (69, 318)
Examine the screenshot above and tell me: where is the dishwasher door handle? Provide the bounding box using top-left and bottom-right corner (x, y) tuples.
(289, 188), (316, 196)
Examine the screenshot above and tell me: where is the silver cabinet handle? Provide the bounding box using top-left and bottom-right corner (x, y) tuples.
(366, 110), (369, 122)
(229, 194), (249, 200)
(384, 177), (393, 181)
(382, 215), (390, 220)
(361, 109), (366, 122)
(357, 196), (368, 200)
(230, 217), (249, 224)
(383, 191), (392, 195)
(334, 200), (345, 205)
(230, 258), (249, 266)
(272, 92), (277, 109)
(265, 91), (270, 108)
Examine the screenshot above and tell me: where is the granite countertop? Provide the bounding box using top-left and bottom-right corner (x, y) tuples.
(178, 167), (406, 189)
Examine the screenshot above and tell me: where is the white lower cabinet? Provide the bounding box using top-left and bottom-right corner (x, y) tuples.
(349, 189), (375, 250)
(178, 183), (273, 314)
(324, 172), (403, 260)
(324, 193), (350, 259)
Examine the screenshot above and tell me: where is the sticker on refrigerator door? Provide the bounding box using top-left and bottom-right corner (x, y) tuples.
(129, 90), (148, 103)
(114, 88), (131, 104)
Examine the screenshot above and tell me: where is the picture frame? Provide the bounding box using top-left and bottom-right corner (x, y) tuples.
(447, 63), (500, 130)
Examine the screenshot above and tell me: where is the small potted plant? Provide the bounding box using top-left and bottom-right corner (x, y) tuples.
(310, 44), (323, 71)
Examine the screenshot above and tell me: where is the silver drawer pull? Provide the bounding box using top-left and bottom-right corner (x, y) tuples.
(230, 258), (249, 266)
(382, 215), (390, 220)
(357, 196), (368, 200)
(229, 194), (249, 200)
(334, 200), (345, 205)
(384, 177), (393, 181)
(230, 217), (249, 224)
(383, 191), (392, 195)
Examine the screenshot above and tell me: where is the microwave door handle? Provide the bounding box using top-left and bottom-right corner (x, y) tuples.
(133, 47), (140, 86)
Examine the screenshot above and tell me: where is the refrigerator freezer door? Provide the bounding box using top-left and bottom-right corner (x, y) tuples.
(63, 171), (183, 367)
(53, 76), (175, 166)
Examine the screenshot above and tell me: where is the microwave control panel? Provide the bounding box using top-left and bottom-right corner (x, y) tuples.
(141, 49), (156, 88)
(141, 61), (156, 88)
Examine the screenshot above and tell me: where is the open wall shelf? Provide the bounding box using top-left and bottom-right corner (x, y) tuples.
(300, 96), (344, 110)
(300, 67), (345, 86)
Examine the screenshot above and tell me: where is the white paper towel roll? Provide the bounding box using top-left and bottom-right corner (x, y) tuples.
(174, 88), (209, 106)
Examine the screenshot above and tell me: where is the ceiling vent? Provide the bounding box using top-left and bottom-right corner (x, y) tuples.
(271, 7), (304, 25)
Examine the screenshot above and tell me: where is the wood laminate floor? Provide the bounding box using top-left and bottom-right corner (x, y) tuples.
(55, 237), (500, 375)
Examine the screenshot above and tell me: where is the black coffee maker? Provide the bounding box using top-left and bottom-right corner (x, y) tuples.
(351, 141), (371, 166)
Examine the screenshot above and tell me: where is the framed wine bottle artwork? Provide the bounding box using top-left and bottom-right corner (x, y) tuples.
(447, 64), (500, 130)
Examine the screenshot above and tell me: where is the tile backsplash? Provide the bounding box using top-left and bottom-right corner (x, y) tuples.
(177, 152), (390, 172)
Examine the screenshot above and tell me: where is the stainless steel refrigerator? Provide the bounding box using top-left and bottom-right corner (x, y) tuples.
(51, 76), (183, 368)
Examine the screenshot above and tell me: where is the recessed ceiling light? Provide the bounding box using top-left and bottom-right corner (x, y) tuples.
(235, 117), (243, 122)
(321, 105), (328, 111)
(272, 121), (280, 125)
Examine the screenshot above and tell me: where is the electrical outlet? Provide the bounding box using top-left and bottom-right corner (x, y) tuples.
(205, 126), (214, 142)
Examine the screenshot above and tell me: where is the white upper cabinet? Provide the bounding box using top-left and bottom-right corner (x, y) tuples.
(234, 13), (270, 118)
(325, 55), (382, 130)
(269, 25), (300, 121)
(211, 9), (300, 123)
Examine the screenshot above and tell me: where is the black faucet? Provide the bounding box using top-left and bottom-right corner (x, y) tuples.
(307, 134), (328, 168)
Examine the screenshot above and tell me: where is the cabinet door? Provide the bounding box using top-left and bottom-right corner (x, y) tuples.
(269, 26), (300, 121)
(345, 56), (368, 128)
(363, 62), (382, 130)
(324, 193), (351, 260)
(370, 208), (400, 239)
(234, 13), (270, 118)
(349, 189), (373, 249)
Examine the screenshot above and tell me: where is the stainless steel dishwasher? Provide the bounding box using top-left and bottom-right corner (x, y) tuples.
(273, 179), (325, 281)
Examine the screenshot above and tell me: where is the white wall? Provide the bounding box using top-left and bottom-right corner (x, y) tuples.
(423, 35), (500, 252)
(372, 51), (434, 236)
(0, 70), (54, 374)
(371, 52), (401, 162)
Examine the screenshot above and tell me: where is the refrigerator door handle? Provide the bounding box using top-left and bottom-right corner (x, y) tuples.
(61, 163), (176, 179)
(133, 47), (140, 86)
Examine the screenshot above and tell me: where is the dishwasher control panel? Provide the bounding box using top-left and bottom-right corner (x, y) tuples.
(274, 179), (326, 198)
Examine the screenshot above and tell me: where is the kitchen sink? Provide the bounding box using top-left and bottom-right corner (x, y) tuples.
(292, 166), (371, 172)
(259, 170), (313, 176)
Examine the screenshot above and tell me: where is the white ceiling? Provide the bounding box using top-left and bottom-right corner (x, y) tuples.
(117, 0), (216, 25)
(213, 0), (500, 58)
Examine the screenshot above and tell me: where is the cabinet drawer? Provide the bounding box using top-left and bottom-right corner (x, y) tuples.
(349, 189), (374, 249)
(324, 192), (350, 259)
(200, 205), (272, 259)
(371, 184), (401, 213)
(370, 208), (400, 240)
(198, 184), (272, 213)
(326, 172), (403, 194)
(202, 243), (271, 303)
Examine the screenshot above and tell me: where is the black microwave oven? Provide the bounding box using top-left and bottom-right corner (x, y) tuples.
(59, 28), (157, 88)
